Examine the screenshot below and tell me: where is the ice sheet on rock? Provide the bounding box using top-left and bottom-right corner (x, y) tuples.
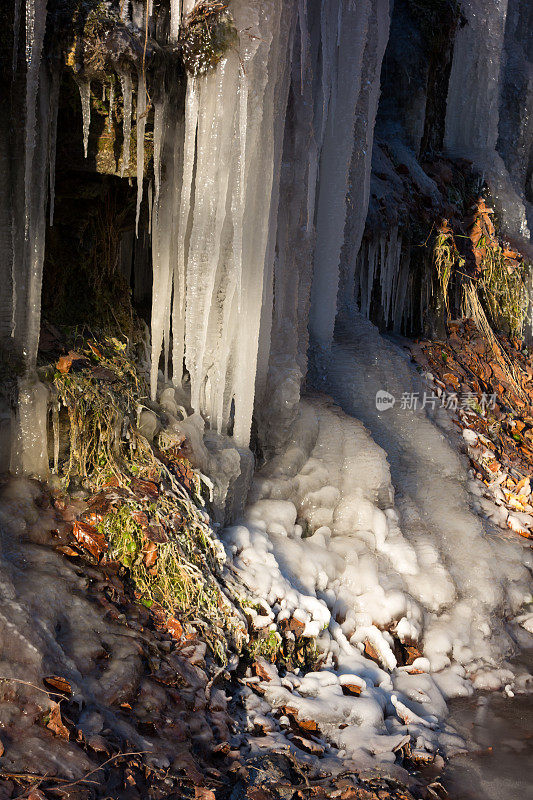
(0, 479), (150, 776)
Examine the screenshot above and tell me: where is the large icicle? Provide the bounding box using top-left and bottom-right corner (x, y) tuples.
(75, 76), (91, 159)
(6, 0), (53, 477)
(338, 0), (390, 318)
(48, 66), (60, 226)
(120, 70), (133, 177)
(135, 71), (147, 234)
(169, 0), (182, 41)
(170, 79), (198, 393)
(308, 0), (373, 352)
(444, 0), (530, 240)
(150, 79), (186, 399)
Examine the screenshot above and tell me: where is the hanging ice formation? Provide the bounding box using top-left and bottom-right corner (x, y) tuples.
(0, 0), (54, 477)
(3, 0), (532, 464)
(147, 0), (391, 449)
(444, 0), (532, 243)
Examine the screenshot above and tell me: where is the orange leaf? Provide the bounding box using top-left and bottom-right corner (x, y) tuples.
(72, 520), (108, 560)
(47, 701), (69, 739)
(195, 788), (215, 800)
(166, 617), (183, 640)
(143, 540), (158, 569)
(56, 351), (85, 374)
(44, 675), (72, 695)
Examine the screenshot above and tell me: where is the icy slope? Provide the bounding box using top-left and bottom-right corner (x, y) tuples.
(221, 313), (533, 769)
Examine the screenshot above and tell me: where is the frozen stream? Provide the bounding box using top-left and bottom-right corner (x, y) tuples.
(222, 312), (533, 773)
(440, 687), (533, 799)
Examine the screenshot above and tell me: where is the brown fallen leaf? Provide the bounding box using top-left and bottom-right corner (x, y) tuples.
(291, 735), (324, 755)
(283, 706), (319, 732)
(166, 617), (183, 640)
(43, 675), (72, 695)
(72, 520), (108, 560)
(56, 351), (87, 374)
(47, 701), (69, 739)
(28, 790), (47, 800)
(194, 788), (215, 800)
(87, 341), (104, 358)
(55, 544), (81, 557)
(341, 683), (362, 696)
(130, 478), (159, 500)
(364, 639), (381, 663)
(143, 540), (158, 569)
(145, 524), (168, 544)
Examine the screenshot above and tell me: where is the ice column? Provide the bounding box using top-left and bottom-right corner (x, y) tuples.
(338, 0), (390, 319)
(5, 0), (53, 477)
(149, 1), (295, 449)
(444, 0), (530, 240)
(308, 0), (373, 351)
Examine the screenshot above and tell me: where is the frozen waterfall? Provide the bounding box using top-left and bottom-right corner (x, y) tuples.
(2, 0), (533, 779)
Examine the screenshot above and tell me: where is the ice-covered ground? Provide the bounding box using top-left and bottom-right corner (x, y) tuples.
(221, 313), (533, 773)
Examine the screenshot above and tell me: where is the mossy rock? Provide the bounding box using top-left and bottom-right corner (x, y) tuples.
(180, 2), (238, 76)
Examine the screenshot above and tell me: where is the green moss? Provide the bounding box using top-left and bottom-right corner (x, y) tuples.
(180, 2), (238, 76)
(479, 243), (529, 338)
(244, 628), (321, 673)
(99, 501), (220, 620)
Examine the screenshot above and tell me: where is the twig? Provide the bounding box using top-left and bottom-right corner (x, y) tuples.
(0, 677), (55, 699)
(47, 751), (150, 790)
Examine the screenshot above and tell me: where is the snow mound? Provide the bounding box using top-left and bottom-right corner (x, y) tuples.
(221, 315), (533, 769)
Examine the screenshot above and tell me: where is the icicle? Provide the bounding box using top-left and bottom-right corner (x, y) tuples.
(25, 0), (35, 66)
(48, 66), (60, 226)
(147, 180), (153, 235)
(120, 71), (133, 177)
(75, 76), (91, 159)
(234, 73), (248, 312)
(135, 70), (147, 235)
(170, 78), (199, 394)
(23, 0), (47, 235)
(309, 0), (373, 350)
(151, 92), (185, 401)
(152, 100), (164, 213)
(120, 0), (130, 23)
(169, 0), (182, 41)
(13, 0), (23, 72)
(52, 400), (59, 473)
(107, 80), (114, 133)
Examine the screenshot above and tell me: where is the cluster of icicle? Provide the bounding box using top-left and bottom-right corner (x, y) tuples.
(149, 0), (391, 448)
(8, 0), (532, 470)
